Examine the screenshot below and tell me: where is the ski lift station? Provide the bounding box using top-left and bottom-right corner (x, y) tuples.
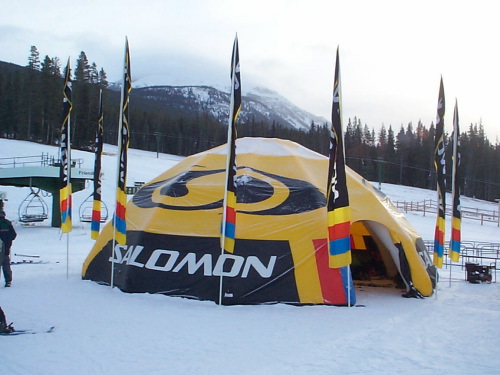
(0, 153), (95, 227)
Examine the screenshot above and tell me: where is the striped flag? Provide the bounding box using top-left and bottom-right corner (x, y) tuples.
(221, 35), (241, 254)
(114, 38), (131, 245)
(326, 47), (351, 268)
(59, 58), (72, 234)
(433, 78), (446, 268)
(449, 100), (462, 262)
(91, 89), (104, 240)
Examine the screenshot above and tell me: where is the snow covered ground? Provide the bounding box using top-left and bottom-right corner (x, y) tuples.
(0, 138), (499, 375)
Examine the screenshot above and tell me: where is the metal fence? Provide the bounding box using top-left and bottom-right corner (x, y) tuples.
(0, 154), (83, 168)
(423, 239), (499, 274)
(394, 199), (499, 226)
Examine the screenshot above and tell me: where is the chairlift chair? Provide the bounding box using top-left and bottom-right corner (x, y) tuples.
(79, 193), (109, 223)
(18, 188), (49, 223)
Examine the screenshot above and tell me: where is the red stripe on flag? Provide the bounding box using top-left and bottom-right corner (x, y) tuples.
(91, 209), (101, 222)
(116, 202), (126, 220)
(313, 238), (348, 305)
(434, 226), (444, 243)
(328, 221), (350, 240)
(451, 227), (461, 241)
(226, 205), (236, 224)
(60, 199), (69, 212)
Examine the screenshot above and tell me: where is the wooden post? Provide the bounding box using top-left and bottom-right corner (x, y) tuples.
(496, 199), (500, 227)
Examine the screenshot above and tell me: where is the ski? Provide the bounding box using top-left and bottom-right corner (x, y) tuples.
(0, 326), (55, 336)
(13, 253), (40, 258)
(0, 330), (34, 336)
(10, 260), (48, 265)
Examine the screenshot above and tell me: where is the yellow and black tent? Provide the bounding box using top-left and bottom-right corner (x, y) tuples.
(82, 138), (436, 305)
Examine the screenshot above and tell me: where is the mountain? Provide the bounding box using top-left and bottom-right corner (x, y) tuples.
(0, 58), (326, 131)
(130, 85), (327, 131)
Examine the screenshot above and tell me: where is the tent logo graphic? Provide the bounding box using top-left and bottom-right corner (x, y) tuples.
(110, 244), (277, 278)
(132, 167), (325, 215)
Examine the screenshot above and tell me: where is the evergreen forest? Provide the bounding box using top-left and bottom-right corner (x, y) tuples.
(1, 46), (499, 201)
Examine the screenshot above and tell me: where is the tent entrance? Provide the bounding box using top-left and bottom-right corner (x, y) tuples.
(350, 221), (405, 289)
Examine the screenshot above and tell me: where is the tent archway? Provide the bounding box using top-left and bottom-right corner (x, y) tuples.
(350, 220), (407, 289)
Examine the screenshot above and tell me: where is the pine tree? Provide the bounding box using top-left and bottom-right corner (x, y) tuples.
(25, 47), (42, 140)
(98, 68), (108, 87)
(40, 55), (61, 144)
(385, 125), (398, 183)
(27, 46), (41, 70)
(89, 62), (99, 84)
(378, 124), (387, 149)
(74, 51), (90, 83)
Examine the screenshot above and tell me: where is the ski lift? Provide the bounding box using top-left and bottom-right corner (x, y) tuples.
(18, 188), (49, 223)
(79, 193), (109, 223)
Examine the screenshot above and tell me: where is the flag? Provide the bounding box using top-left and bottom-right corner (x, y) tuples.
(114, 38), (131, 245)
(91, 89), (104, 240)
(221, 35), (241, 254)
(326, 47), (351, 268)
(433, 78), (446, 268)
(449, 100), (462, 262)
(59, 58), (72, 234)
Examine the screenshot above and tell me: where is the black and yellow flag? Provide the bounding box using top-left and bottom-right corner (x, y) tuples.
(221, 35), (241, 254)
(114, 38), (131, 245)
(449, 100), (461, 262)
(326, 47), (351, 268)
(433, 78), (446, 268)
(59, 58), (73, 233)
(91, 89), (104, 240)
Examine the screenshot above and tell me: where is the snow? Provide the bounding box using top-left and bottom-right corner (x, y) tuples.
(1, 138), (499, 375)
(209, 137), (324, 159)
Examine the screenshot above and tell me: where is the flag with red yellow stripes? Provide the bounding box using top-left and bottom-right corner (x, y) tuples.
(221, 35), (241, 254)
(59, 58), (73, 234)
(433, 78), (446, 268)
(326, 47), (351, 268)
(114, 38), (131, 245)
(91, 89), (104, 240)
(449, 100), (462, 262)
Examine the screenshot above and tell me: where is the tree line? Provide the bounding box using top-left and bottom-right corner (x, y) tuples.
(0, 46), (499, 201)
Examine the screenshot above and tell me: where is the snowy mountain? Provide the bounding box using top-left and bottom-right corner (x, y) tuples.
(131, 85), (327, 131)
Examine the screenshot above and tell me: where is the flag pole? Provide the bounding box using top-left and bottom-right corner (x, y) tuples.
(66, 111), (71, 280)
(219, 34), (241, 305)
(60, 57), (73, 280)
(449, 99), (461, 287)
(111, 68), (126, 289)
(112, 40), (125, 288)
(433, 77), (446, 275)
(219, 136), (231, 306)
(448, 251), (452, 287)
(91, 89), (104, 240)
(111, 37), (131, 288)
(111, 74), (125, 288)
(449, 108), (456, 288)
(327, 47), (352, 307)
(66, 107), (73, 279)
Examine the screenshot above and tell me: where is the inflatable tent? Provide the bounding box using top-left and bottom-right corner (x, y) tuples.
(82, 138), (436, 305)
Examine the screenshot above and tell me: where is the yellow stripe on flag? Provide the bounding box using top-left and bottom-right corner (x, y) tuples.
(327, 206), (350, 227)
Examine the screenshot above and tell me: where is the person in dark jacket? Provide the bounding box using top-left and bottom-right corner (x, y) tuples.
(0, 210), (17, 287)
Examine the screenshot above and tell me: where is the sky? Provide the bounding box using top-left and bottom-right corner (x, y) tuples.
(1, 0), (499, 140)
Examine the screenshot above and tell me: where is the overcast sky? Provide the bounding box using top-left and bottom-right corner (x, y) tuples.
(1, 0), (499, 140)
